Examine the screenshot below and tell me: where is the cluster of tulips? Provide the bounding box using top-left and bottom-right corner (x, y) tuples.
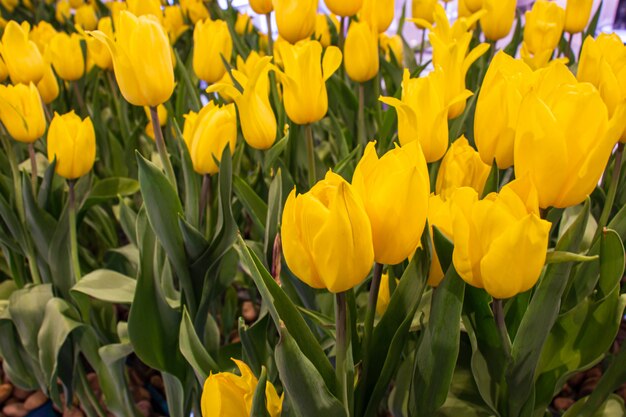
(0, 0), (625, 416)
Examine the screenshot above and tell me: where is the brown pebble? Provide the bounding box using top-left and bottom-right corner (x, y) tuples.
(2, 402), (27, 417)
(560, 383), (573, 397)
(11, 389), (29, 401)
(87, 374), (100, 392)
(580, 376), (601, 396)
(136, 400), (152, 417)
(63, 407), (84, 417)
(149, 375), (163, 391)
(616, 385), (626, 401)
(242, 301), (257, 322)
(585, 367), (602, 379)
(0, 384), (13, 404)
(567, 373), (585, 388)
(553, 397), (574, 410)
(23, 391), (47, 411)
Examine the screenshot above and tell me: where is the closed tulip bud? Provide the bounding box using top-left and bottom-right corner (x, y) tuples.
(47, 111), (96, 179)
(376, 273), (399, 315)
(464, 0), (483, 13)
(315, 14), (339, 48)
(274, 40), (342, 125)
(344, 21), (379, 83)
(163, 6), (188, 43)
(352, 141), (430, 265)
(380, 68), (451, 162)
(515, 74), (622, 209)
(207, 57), (277, 150)
(361, 0), (394, 33)
(235, 13), (253, 35)
(451, 179), (551, 299)
(1, 21), (45, 85)
(436, 136), (491, 199)
(48, 33), (85, 81)
(282, 171), (374, 293)
(272, 0), (317, 44)
(180, 0), (209, 24)
(37, 63), (59, 104)
(75, 4), (98, 30)
(108, 1), (127, 21)
(29, 21), (57, 54)
(182, 102), (237, 175)
(127, 0), (162, 19)
(379, 33), (403, 63)
(480, 0), (516, 41)
(250, 0), (273, 15)
(201, 360), (283, 417)
(324, 0), (362, 17)
(474, 51), (532, 169)
(86, 17), (113, 71)
(55, 0), (71, 24)
(0, 83), (46, 143)
(90, 11), (175, 107)
(193, 19), (232, 84)
(411, 0), (437, 29)
(564, 0), (593, 34)
(523, 0), (565, 57)
(426, 194), (453, 286)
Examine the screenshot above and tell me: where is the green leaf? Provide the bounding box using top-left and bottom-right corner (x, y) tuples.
(597, 229), (625, 299)
(545, 251), (598, 264)
(481, 163), (499, 198)
(264, 130), (290, 171)
(249, 367), (271, 417)
(97, 342), (143, 417)
(8, 284), (54, 362)
(233, 175), (268, 232)
(0, 310), (41, 389)
(583, 0), (603, 39)
(564, 394), (625, 417)
(84, 177), (139, 205)
(275, 327), (347, 417)
(239, 315), (271, 377)
(264, 170), (282, 265)
(71, 269), (136, 304)
(172, 118), (201, 227)
(179, 307), (219, 383)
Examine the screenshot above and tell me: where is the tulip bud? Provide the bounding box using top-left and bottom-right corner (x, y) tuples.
(0, 83), (46, 143)
(193, 19), (233, 84)
(180, 0), (209, 24)
(436, 136), (491, 199)
(352, 141), (430, 265)
(163, 6), (189, 44)
(55, 0), (71, 24)
(480, 0), (516, 41)
(1, 0), (17, 12)
(182, 102), (237, 175)
(379, 33), (403, 64)
(69, 0), (83, 8)
(90, 11), (175, 107)
(464, 0), (483, 13)
(250, 0), (273, 15)
(411, 0), (437, 29)
(1, 21), (45, 85)
(86, 17), (113, 71)
(344, 21), (379, 83)
(315, 14), (339, 48)
(274, 40), (342, 125)
(426, 194), (453, 287)
(201, 359), (283, 417)
(272, 0), (317, 44)
(48, 33), (85, 81)
(361, 0), (394, 33)
(324, 0), (362, 18)
(376, 273), (398, 316)
(450, 179), (551, 299)
(29, 21), (57, 54)
(282, 171), (374, 293)
(127, 0), (162, 19)
(47, 111), (96, 179)
(207, 57), (277, 150)
(235, 13), (253, 35)
(37, 63), (59, 104)
(474, 51), (533, 169)
(75, 4), (98, 31)
(108, 1), (127, 21)
(564, 0), (594, 34)
(379, 68), (450, 162)
(523, 0), (565, 57)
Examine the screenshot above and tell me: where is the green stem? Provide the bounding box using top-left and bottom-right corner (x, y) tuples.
(305, 124), (316, 187)
(493, 298), (511, 358)
(1, 133), (24, 222)
(72, 81), (87, 115)
(69, 180), (82, 283)
(107, 71), (129, 139)
(28, 142), (37, 196)
(599, 143), (624, 229)
(358, 83), (366, 149)
(362, 263), (383, 353)
(335, 291), (349, 416)
(265, 12), (274, 55)
(339, 16), (347, 50)
(419, 28), (426, 65)
(200, 173), (212, 235)
(150, 105), (178, 192)
(76, 364), (107, 417)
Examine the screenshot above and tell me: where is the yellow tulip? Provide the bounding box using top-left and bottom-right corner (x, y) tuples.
(436, 136), (491, 199)
(361, 0), (394, 33)
(47, 111), (96, 179)
(352, 141), (430, 265)
(180, 0), (209, 24)
(143, 104), (168, 140)
(0, 83), (45, 143)
(564, 0), (594, 34)
(48, 33), (85, 81)
(379, 33), (403, 63)
(108, 1), (127, 21)
(250, 0), (273, 15)
(0, 56), (7, 82)
(37, 63), (59, 104)
(201, 359), (283, 417)
(480, 0), (516, 41)
(182, 102), (237, 175)
(324, 0), (362, 17)
(55, 0), (71, 24)
(376, 273), (399, 315)
(464, 0), (483, 13)
(344, 21), (379, 83)
(1, 21), (45, 85)
(426, 194), (453, 287)
(86, 17), (113, 71)
(379, 68), (451, 162)
(163, 5), (189, 44)
(272, 0), (317, 44)
(1, 0), (17, 12)
(127, 0), (162, 19)
(474, 51), (533, 169)
(515, 65), (623, 208)
(90, 11), (174, 107)
(235, 13), (253, 35)
(193, 19), (232, 84)
(29, 21), (57, 54)
(315, 14), (339, 48)
(69, 0), (83, 8)
(450, 179), (551, 299)
(282, 171), (374, 293)
(523, 0), (565, 57)
(274, 40), (342, 125)
(411, 0), (438, 28)
(207, 58), (276, 150)
(75, 4), (98, 30)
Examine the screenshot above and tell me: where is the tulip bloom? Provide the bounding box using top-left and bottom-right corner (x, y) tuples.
(201, 360), (283, 417)
(451, 180), (551, 299)
(235, 13), (253, 35)
(464, 0), (483, 13)
(379, 33), (403, 63)
(376, 273), (396, 315)
(361, 0), (394, 33)
(436, 136), (491, 199)
(282, 171), (374, 293)
(48, 33), (85, 81)
(480, 0), (516, 41)
(344, 21), (379, 83)
(411, 0), (438, 28)
(564, 0), (594, 34)
(426, 194), (454, 287)
(164, 6), (189, 44)
(250, 0), (273, 15)
(56, 0), (71, 24)
(90, 11), (174, 107)
(515, 66), (622, 208)
(127, 0), (162, 19)
(380, 69), (453, 162)
(86, 17), (113, 71)
(1, 21), (45, 85)
(37, 64), (59, 104)
(47, 112), (96, 180)
(180, 0), (209, 24)
(193, 19), (232, 84)
(315, 14), (339, 48)
(207, 57), (277, 150)
(0, 83), (46, 143)
(352, 141), (430, 265)
(474, 51), (533, 169)
(182, 103), (237, 175)
(324, 0), (362, 17)
(523, 0), (565, 55)
(75, 4), (98, 30)
(274, 40), (342, 125)
(29, 21), (57, 54)
(272, 0), (317, 44)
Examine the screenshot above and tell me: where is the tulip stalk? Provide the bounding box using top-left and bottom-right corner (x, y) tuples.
(149, 105), (178, 191)
(305, 124), (316, 187)
(265, 13), (274, 54)
(335, 291), (351, 416)
(358, 84), (366, 148)
(363, 263), (383, 351)
(68, 180), (82, 283)
(419, 29), (426, 65)
(598, 143), (624, 229)
(72, 81), (87, 115)
(200, 174), (212, 235)
(492, 298), (511, 357)
(339, 16), (347, 50)
(28, 143), (37, 195)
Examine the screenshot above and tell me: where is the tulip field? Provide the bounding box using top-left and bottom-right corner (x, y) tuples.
(1, 0), (626, 416)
